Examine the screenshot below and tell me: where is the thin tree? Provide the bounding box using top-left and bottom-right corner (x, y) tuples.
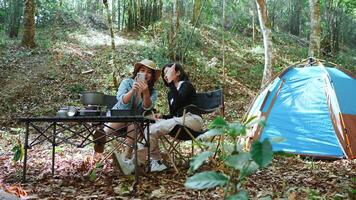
(7, 0), (22, 38)
(104, 0), (116, 50)
(22, 0), (36, 48)
(308, 0), (321, 58)
(256, 0), (273, 89)
(192, 0), (201, 25)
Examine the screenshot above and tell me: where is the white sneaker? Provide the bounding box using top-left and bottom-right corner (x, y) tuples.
(150, 159), (167, 172)
(113, 153), (134, 175)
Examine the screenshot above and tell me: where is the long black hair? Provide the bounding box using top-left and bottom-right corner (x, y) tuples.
(161, 63), (189, 87)
(131, 66), (155, 95)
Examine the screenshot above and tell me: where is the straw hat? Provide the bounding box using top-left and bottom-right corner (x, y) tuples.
(134, 59), (161, 83)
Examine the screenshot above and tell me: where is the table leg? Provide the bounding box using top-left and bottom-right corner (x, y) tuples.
(22, 122), (29, 182)
(146, 121), (150, 172)
(52, 122), (56, 177)
(133, 122), (139, 187)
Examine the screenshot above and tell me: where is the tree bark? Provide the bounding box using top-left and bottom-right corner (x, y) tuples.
(308, 0), (321, 58)
(256, 0), (273, 89)
(21, 0), (36, 48)
(103, 0), (116, 50)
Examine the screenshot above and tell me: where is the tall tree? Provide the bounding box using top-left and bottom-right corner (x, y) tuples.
(168, 0), (180, 60)
(192, 0), (201, 24)
(103, 0), (116, 50)
(21, 0), (36, 48)
(7, 0), (22, 38)
(289, 0), (301, 36)
(256, 0), (273, 89)
(112, 0), (116, 24)
(308, 0), (321, 58)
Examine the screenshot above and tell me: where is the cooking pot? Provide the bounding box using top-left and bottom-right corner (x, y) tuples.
(80, 91), (105, 105)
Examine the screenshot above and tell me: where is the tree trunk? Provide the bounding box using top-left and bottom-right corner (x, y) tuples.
(256, 0), (273, 89)
(103, 0), (115, 50)
(22, 0), (36, 48)
(127, 0), (133, 31)
(117, 0), (120, 30)
(169, 0), (179, 61)
(308, 0), (321, 58)
(222, 0), (226, 82)
(192, 0), (201, 24)
(289, 0), (301, 36)
(121, 0), (126, 30)
(112, 0), (116, 24)
(8, 0), (22, 38)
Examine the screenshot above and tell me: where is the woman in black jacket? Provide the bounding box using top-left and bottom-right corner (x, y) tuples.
(144, 63), (203, 172)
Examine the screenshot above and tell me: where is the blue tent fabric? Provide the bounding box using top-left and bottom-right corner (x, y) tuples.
(325, 67), (356, 114)
(248, 65), (356, 159)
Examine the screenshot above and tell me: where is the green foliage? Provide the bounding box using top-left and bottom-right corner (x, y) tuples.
(188, 151), (214, 173)
(89, 162), (104, 181)
(226, 189), (249, 200)
(185, 171), (229, 190)
(11, 140), (24, 162)
(185, 116), (274, 198)
(251, 139), (273, 168)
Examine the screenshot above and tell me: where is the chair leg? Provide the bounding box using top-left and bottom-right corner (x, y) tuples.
(160, 138), (179, 173)
(163, 136), (187, 163)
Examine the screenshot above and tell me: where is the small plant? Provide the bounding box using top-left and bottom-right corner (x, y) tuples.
(184, 116), (274, 199)
(11, 139), (25, 162)
(89, 162), (104, 181)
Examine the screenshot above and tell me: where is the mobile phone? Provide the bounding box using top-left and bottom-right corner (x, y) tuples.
(137, 72), (145, 82)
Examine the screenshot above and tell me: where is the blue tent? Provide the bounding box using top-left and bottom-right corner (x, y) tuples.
(246, 61), (356, 159)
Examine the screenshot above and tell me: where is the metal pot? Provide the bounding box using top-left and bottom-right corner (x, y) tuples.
(80, 91), (105, 105)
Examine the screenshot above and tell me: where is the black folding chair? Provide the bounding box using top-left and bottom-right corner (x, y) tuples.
(160, 88), (225, 172)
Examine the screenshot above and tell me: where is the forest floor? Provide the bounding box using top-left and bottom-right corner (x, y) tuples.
(0, 25), (355, 199)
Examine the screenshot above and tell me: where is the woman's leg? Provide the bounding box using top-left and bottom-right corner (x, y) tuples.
(147, 118), (180, 160)
(123, 124), (136, 159)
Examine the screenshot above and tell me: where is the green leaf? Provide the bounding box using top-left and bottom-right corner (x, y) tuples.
(95, 162), (104, 169)
(189, 151), (214, 172)
(11, 145), (24, 162)
(251, 139), (273, 168)
(89, 169), (97, 181)
(242, 115), (257, 125)
(209, 117), (227, 129)
(239, 161), (259, 180)
(226, 189), (249, 200)
(227, 122), (245, 138)
(185, 171), (229, 190)
(224, 152), (251, 170)
(196, 129), (222, 140)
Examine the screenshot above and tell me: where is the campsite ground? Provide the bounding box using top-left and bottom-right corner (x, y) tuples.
(0, 25), (355, 199)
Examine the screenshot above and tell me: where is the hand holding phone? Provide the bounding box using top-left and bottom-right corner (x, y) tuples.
(137, 72), (145, 82)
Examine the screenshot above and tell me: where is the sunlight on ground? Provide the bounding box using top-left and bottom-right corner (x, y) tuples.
(70, 29), (148, 48)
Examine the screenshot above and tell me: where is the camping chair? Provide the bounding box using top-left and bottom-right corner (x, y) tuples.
(160, 88), (224, 172)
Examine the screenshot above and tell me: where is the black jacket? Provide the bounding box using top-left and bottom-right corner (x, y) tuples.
(163, 81), (200, 118)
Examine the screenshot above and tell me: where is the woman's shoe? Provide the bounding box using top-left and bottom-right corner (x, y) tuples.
(150, 159), (167, 172)
(112, 152), (134, 175)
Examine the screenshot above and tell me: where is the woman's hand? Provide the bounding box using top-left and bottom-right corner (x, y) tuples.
(131, 81), (141, 93)
(137, 80), (149, 93)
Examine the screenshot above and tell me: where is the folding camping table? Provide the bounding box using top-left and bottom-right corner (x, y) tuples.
(17, 114), (153, 186)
